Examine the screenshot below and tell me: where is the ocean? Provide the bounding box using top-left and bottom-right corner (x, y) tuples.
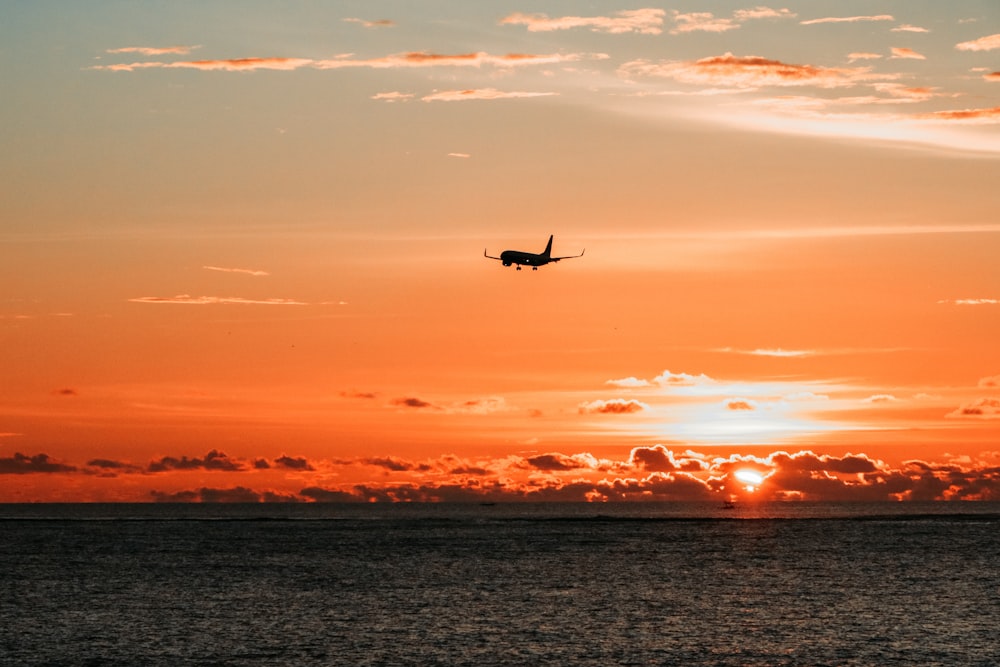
(2, 502), (999, 666)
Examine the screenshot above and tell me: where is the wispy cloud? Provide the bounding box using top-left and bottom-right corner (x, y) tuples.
(669, 7), (797, 35)
(95, 51), (606, 73)
(500, 9), (666, 35)
(372, 91), (414, 102)
(620, 53), (889, 89)
(939, 298), (1000, 305)
(422, 88), (557, 102)
(848, 52), (883, 62)
(947, 398), (1000, 419)
(107, 45), (199, 56)
(890, 47), (926, 60)
(342, 18), (395, 29)
(892, 24), (930, 34)
(956, 34), (1000, 52)
(203, 265), (270, 277)
(800, 15), (894, 26)
(129, 294), (308, 305)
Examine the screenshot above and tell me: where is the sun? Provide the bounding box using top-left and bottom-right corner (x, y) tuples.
(734, 469), (765, 492)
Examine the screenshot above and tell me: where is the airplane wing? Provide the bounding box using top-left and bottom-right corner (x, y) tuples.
(550, 248), (585, 261)
(484, 249), (502, 260)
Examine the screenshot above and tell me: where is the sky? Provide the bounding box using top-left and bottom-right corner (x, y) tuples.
(2, 1), (999, 502)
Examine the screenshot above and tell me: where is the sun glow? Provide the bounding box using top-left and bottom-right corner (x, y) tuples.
(734, 469), (765, 492)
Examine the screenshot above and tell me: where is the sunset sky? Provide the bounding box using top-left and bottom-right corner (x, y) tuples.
(3, 1), (999, 502)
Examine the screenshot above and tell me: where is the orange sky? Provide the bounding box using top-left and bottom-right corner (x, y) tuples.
(2, 2), (999, 502)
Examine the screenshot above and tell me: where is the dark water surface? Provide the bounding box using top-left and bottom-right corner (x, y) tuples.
(3, 502), (999, 666)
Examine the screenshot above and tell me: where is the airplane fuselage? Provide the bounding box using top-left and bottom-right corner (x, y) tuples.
(499, 250), (552, 269)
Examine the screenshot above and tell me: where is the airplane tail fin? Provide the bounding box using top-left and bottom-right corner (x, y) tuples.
(543, 235), (553, 258)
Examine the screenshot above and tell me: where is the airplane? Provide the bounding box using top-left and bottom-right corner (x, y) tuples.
(484, 235), (584, 270)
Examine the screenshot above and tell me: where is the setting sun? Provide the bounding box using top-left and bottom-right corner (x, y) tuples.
(734, 470), (765, 492)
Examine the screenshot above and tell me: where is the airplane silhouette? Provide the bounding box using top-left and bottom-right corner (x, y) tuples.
(484, 235), (585, 270)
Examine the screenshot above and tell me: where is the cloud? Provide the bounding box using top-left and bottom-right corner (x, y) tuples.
(447, 153), (471, 158)
(499, 9), (666, 35)
(391, 396), (438, 409)
(0, 453), (77, 474)
(890, 47), (926, 60)
(151, 486), (301, 502)
(947, 398), (1000, 419)
(892, 24), (930, 33)
(578, 398), (648, 414)
(978, 376), (1000, 388)
(274, 455), (315, 471)
(671, 7), (796, 34)
(619, 53), (885, 89)
(53, 388), (78, 396)
(342, 18), (394, 29)
(725, 398), (756, 411)
(20, 445), (1000, 502)
(107, 46), (199, 55)
(96, 51), (606, 73)
(917, 107), (1000, 122)
(360, 456), (431, 472)
(733, 7), (797, 21)
(341, 390), (378, 399)
(939, 298), (1000, 305)
(956, 34), (1000, 52)
(986, 72), (1000, 82)
(629, 445), (705, 473)
(524, 453), (584, 471)
(864, 394), (898, 403)
(848, 52), (883, 62)
(722, 347), (813, 357)
(300, 486), (365, 502)
(605, 376), (652, 388)
(421, 89), (557, 102)
(98, 57), (316, 72)
(800, 15), (894, 26)
(449, 397), (509, 415)
(87, 458), (143, 474)
(147, 449), (244, 473)
(654, 370), (715, 386)
(202, 265), (270, 277)
(129, 295), (308, 305)
(372, 91), (414, 102)
(671, 12), (739, 34)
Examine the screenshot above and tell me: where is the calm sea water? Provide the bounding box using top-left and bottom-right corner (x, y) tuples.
(2, 502), (999, 666)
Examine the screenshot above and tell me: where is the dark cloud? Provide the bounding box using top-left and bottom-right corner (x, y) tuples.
(274, 455), (315, 471)
(253, 458), (271, 469)
(450, 465), (490, 476)
(86, 458), (143, 474)
(300, 486), (365, 502)
(392, 396), (438, 409)
(147, 449), (244, 473)
(0, 452), (77, 474)
(53, 388), (78, 397)
(341, 390), (378, 399)
(361, 456), (431, 472)
(769, 451), (880, 474)
(151, 486), (302, 503)
(525, 453), (581, 471)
